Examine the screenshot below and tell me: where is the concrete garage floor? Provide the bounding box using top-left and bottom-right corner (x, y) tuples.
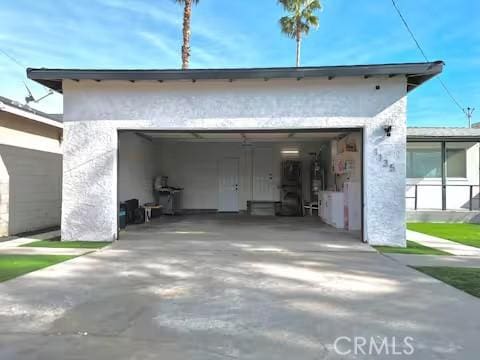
(120, 214), (367, 252)
(0, 215), (479, 359)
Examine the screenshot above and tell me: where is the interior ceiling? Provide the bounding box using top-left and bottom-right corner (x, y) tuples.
(136, 131), (348, 142)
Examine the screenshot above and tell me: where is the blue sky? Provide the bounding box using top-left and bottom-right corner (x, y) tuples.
(1, 0), (478, 126)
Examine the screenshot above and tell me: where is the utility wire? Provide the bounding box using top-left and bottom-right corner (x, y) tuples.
(0, 47), (52, 96)
(390, 0), (429, 62)
(390, 0), (466, 115)
(0, 48), (26, 68)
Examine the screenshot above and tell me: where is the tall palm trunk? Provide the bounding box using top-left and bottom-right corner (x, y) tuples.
(295, 20), (301, 67)
(181, 0), (192, 69)
(296, 33), (301, 67)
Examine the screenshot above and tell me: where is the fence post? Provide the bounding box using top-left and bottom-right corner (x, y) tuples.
(441, 141), (447, 210)
(469, 185), (473, 211)
(414, 185), (418, 210)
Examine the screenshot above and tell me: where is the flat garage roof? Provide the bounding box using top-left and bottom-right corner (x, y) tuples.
(27, 61), (444, 93)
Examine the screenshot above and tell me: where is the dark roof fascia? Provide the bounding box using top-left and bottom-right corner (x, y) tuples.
(27, 61), (444, 93)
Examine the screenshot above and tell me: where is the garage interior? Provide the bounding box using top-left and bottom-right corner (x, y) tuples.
(118, 129), (363, 241)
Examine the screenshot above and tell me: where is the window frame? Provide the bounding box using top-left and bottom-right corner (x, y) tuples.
(406, 143), (468, 180)
(406, 146), (442, 180)
(445, 147), (467, 179)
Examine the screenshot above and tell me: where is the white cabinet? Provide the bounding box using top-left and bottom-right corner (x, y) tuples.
(319, 191), (345, 229)
(344, 182), (361, 230)
(319, 191), (329, 221)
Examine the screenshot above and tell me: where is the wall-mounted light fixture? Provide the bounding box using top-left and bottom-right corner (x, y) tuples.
(383, 125), (392, 137)
(281, 148), (300, 157)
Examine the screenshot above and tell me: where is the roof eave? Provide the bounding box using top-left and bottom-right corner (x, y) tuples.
(27, 61), (444, 94)
(0, 100), (63, 129)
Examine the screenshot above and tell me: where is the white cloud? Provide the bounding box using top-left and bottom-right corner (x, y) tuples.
(98, 0), (258, 67)
(137, 30), (179, 64)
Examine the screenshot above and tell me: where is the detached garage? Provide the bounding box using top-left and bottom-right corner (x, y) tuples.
(27, 61), (443, 246)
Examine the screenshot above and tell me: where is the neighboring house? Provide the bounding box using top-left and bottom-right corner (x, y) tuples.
(0, 97), (62, 236)
(27, 61), (443, 246)
(406, 127), (480, 222)
(473, 122), (480, 128)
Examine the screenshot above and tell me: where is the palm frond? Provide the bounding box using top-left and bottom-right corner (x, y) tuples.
(175, 0), (200, 4)
(278, 0), (297, 12)
(306, 15), (319, 28)
(278, 0), (321, 37)
(279, 16), (297, 38)
(298, 21), (310, 34)
(304, 0), (322, 12)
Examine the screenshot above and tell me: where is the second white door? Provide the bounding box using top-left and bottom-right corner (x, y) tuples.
(218, 157), (239, 212)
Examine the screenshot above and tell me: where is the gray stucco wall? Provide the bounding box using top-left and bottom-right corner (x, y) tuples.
(62, 77), (407, 245)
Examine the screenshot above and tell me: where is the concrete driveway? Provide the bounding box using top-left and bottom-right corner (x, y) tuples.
(0, 215), (479, 359)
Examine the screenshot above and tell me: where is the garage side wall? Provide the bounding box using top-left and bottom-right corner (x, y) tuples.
(63, 78), (407, 245)
(118, 132), (157, 205)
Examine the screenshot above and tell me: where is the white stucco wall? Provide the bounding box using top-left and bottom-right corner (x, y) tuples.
(62, 76), (407, 245)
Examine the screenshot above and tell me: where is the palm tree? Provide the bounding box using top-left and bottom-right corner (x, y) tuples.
(278, 0), (322, 67)
(176, 0), (199, 69)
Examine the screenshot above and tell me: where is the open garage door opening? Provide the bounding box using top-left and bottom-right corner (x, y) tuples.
(117, 129), (364, 242)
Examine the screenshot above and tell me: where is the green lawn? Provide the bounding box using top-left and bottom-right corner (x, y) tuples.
(414, 266), (480, 298)
(0, 254), (75, 282)
(374, 240), (451, 255)
(21, 237), (110, 249)
(408, 223), (480, 248)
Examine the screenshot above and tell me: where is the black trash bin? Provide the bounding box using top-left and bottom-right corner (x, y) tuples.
(119, 202), (127, 229)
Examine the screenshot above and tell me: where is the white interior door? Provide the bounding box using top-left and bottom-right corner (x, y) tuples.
(218, 158), (239, 212)
(253, 147), (275, 201)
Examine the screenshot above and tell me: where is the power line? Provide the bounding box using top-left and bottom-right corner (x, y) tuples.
(390, 0), (467, 116)
(437, 78), (465, 113)
(0, 47), (53, 98)
(390, 0), (430, 62)
(0, 48), (26, 68)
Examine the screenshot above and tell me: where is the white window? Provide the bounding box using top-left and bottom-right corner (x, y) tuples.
(407, 143), (441, 178)
(446, 148), (467, 178)
(406, 142), (467, 179)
